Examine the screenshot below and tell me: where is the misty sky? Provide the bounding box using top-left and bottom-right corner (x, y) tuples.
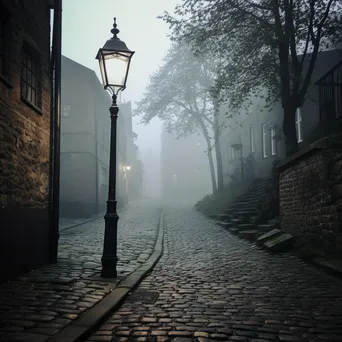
(62, 0), (180, 151)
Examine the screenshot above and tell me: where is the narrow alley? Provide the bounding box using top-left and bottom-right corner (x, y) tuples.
(88, 205), (342, 342)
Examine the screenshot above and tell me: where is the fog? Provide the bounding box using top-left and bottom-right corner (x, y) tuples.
(59, 0), (217, 212)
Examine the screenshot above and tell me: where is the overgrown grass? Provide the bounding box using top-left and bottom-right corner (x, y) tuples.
(195, 181), (252, 217)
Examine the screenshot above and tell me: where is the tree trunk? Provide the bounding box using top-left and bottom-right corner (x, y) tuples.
(282, 105), (299, 157)
(197, 117), (217, 194)
(207, 147), (217, 194)
(213, 101), (224, 192)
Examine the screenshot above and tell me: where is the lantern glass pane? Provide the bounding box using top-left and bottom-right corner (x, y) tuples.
(104, 53), (130, 88)
(99, 56), (107, 86)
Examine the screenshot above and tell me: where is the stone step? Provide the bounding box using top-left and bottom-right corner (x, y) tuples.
(234, 200), (261, 206)
(268, 218), (280, 227)
(212, 220), (224, 225)
(236, 211), (259, 218)
(234, 204), (260, 211)
(238, 230), (258, 241)
(217, 222), (233, 229)
(231, 218), (243, 224)
(256, 228), (282, 246)
(224, 208), (235, 214)
(257, 224), (277, 233)
(263, 233), (294, 252)
(228, 227), (239, 235)
(215, 214), (231, 221)
(238, 223), (255, 231)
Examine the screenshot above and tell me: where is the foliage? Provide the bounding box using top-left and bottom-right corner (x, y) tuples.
(160, 0), (342, 154)
(162, 0), (342, 106)
(134, 43), (219, 139)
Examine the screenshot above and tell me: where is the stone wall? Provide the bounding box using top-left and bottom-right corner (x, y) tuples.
(278, 136), (342, 257)
(0, 0), (51, 280)
(0, 0), (51, 208)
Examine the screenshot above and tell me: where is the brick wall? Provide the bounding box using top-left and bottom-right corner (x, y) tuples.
(278, 137), (342, 257)
(0, 0), (51, 208)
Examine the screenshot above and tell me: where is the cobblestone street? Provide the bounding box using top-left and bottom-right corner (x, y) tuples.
(89, 205), (342, 342)
(0, 200), (162, 341)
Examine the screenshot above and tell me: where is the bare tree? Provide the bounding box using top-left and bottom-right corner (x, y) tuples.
(134, 43), (226, 193)
(161, 0), (342, 156)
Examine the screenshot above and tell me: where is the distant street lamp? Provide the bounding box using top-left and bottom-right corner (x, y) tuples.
(96, 17), (135, 278)
(126, 165), (131, 171)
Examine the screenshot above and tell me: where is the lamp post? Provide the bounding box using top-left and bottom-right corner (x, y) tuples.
(96, 17), (135, 278)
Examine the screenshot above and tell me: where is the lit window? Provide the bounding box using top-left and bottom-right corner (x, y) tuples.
(250, 125), (255, 153)
(271, 127), (276, 155)
(296, 108), (303, 143)
(21, 44), (40, 108)
(262, 123), (267, 158)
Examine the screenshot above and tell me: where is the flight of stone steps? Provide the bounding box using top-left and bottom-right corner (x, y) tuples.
(211, 178), (294, 252)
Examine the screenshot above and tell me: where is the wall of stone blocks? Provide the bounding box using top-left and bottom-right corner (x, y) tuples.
(279, 145), (342, 257)
(0, 0), (51, 208)
(0, 0), (52, 280)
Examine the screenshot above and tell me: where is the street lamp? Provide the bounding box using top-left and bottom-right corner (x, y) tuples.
(126, 165), (131, 171)
(96, 17), (135, 278)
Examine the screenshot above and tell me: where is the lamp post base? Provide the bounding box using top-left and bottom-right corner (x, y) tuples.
(101, 210), (119, 278)
(101, 255), (118, 278)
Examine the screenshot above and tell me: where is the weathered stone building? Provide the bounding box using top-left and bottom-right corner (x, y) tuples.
(60, 56), (132, 218)
(119, 101), (143, 200)
(0, 0), (52, 281)
(219, 49), (342, 185)
(218, 48), (342, 256)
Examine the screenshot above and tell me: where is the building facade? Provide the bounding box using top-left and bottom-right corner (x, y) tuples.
(160, 125), (212, 203)
(0, 0), (52, 281)
(60, 56), (130, 218)
(219, 48), (342, 186)
(119, 101), (144, 200)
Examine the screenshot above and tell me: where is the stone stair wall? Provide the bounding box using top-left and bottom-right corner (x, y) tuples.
(212, 177), (294, 253)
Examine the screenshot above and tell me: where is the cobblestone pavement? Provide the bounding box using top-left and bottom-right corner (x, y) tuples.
(89, 205), (342, 342)
(0, 200), (162, 341)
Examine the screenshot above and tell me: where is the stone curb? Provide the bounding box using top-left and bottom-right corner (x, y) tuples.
(59, 206), (127, 232)
(47, 208), (165, 342)
(311, 258), (342, 280)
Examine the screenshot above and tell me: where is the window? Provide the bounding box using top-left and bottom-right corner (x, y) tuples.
(62, 105), (71, 117)
(230, 146), (234, 160)
(295, 108), (303, 143)
(0, 5), (10, 77)
(271, 127), (276, 155)
(21, 44), (41, 108)
(250, 125), (255, 153)
(0, 16), (4, 75)
(262, 123), (267, 158)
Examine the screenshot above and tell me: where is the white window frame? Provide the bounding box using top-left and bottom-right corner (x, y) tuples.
(296, 108), (303, 143)
(230, 146), (234, 160)
(250, 125), (255, 153)
(62, 104), (71, 117)
(271, 127), (276, 156)
(262, 123), (267, 158)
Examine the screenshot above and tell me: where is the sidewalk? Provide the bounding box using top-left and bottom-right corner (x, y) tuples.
(0, 200), (163, 342)
(59, 214), (103, 232)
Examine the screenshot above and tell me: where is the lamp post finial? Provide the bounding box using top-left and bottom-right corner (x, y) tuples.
(111, 17), (120, 38)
